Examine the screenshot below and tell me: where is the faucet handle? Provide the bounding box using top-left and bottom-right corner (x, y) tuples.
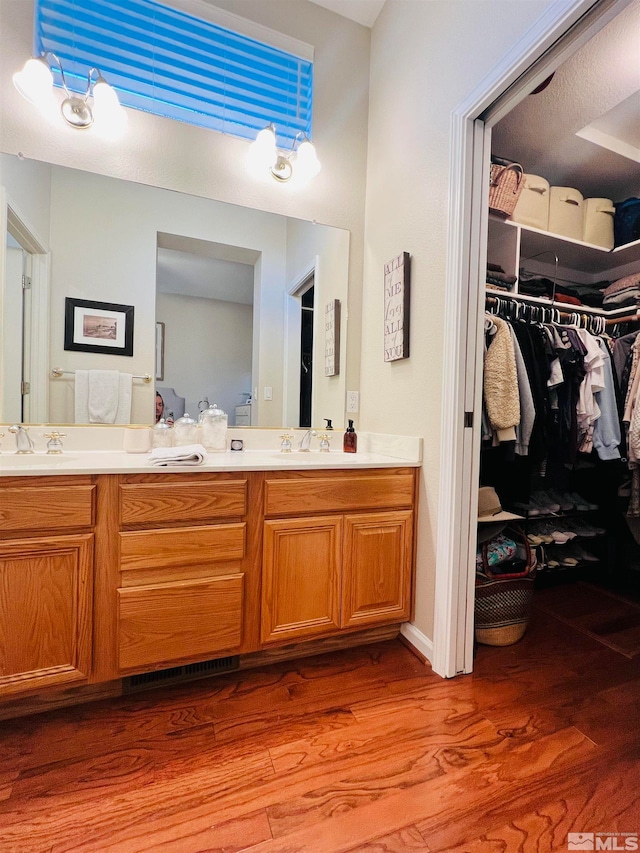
(44, 431), (67, 454)
(318, 434), (331, 452)
(279, 433), (293, 453)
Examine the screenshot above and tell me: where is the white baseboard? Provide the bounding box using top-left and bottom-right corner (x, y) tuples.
(400, 622), (433, 665)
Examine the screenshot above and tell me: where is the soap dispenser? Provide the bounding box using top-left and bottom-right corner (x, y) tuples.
(343, 419), (357, 453)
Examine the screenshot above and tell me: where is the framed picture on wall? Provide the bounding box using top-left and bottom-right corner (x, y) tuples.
(155, 321), (165, 381)
(383, 252), (410, 362)
(64, 298), (134, 356)
(324, 299), (340, 376)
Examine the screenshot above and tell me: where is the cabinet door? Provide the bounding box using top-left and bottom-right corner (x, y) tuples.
(262, 516), (342, 643)
(342, 511), (413, 628)
(0, 534), (93, 696)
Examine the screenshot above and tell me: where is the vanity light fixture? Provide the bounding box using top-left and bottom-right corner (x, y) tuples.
(248, 124), (321, 183)
(13, 53), (125, 130)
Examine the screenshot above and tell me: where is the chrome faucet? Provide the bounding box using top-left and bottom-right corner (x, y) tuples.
(297, 428), (316, 451)
(9, 424), (35, 454)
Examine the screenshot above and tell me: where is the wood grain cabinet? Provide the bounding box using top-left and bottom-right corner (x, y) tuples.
(261, 469), (416, 644)
(115, 473), (260, 676)
(0, 477), (95, 697)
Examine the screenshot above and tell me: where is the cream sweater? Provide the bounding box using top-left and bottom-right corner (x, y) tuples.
(484, 315), (520, 440)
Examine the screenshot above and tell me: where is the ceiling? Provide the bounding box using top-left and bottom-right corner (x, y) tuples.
(492, 0), (640, 203)
(307, 0), (385, 27)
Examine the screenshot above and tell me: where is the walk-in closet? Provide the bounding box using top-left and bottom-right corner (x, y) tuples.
(477, 0), (640, 659)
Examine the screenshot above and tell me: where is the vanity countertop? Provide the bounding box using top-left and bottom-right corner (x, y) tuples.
(0, 448), (421, 477)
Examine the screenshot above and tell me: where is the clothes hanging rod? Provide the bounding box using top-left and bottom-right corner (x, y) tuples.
(51, 368), (152, 383)
(485, 288), (636, 318)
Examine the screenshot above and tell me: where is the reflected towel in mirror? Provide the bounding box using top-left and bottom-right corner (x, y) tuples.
(149, 444), (208, 466)
(75, 370), (133, 424)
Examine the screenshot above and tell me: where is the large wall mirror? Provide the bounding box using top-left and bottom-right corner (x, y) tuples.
(0, 153), (349, 429)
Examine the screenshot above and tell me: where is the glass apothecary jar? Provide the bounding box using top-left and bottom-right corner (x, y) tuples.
(174, 412), (199, 445)
(152, 418), (174, 448)
(199, 403), (228, 452)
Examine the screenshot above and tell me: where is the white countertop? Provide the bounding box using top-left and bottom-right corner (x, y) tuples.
(0, 449), (419, 476)
(0, 428), (422, 476)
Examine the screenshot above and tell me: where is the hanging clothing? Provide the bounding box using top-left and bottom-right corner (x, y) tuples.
(483, 315), (520, 443)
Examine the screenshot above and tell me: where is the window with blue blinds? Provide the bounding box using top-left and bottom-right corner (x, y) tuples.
(35, 0), (313, 146)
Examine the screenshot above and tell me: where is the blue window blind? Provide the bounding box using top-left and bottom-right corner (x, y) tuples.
(35, 0), (313, 146)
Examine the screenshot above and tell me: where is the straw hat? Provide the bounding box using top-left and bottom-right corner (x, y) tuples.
(477, 486), (523, 543)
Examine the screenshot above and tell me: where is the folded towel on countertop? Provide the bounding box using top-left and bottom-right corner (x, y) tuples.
(75, 370), (132, 424)
(149, 444), (208, 466)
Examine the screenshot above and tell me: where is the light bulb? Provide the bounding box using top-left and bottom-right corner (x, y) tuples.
(295, 139), (321, 181)
(91, 77), (126, 135)
(247, 125), (278, 176)
(13, 57), (54, 107)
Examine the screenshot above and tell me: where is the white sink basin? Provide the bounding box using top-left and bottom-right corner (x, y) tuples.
(0, 453), (78, 466)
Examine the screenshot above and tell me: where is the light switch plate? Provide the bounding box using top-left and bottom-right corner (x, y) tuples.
(264, 386), (273, 401)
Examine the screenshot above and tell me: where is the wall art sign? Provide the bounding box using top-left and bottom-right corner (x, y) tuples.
(384, 252), (410, 362)
(64, 298), (134, 356)
(324, 299), (341, 376)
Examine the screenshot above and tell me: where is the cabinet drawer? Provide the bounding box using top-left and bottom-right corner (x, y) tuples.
(120, 479), (247, 526)
(119, 523), (246, 585)
(0, 484), (95, 533)
(265, 472), (415, 516)
(118, 574), (244, 671)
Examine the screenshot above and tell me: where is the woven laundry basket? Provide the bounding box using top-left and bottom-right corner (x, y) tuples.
(475, 529), (536, 646)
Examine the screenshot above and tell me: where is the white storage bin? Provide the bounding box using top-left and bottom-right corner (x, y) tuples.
(548, 187), (584, 240)
(511, 174), (549, 231)
(582, 197), (615, 249)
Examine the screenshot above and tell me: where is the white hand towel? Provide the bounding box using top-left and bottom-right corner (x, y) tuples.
(74, 370), (132, 424)
(88, 370), (120, 423)
(115, 373), (133, 424)
(149, 444), (208, 466)
(74, 369), (90, 423)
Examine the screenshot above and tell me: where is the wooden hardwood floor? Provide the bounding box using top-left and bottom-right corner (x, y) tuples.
(1, 595), (639, 853)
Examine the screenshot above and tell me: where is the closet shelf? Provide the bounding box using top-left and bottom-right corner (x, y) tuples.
(492, 216), (640, 276)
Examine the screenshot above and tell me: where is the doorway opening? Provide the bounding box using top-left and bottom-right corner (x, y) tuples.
(433, 0), (636, 678)
(299, 281), (315, 428)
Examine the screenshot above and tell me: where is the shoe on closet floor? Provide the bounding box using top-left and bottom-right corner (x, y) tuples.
(545, 489), (575, 512)
(565, 519), (600, 538)
(546, 545), (579, 567)
(566, 491), (598, 512)
(531, 491), (561, 513)
(565, 543), (599, 563)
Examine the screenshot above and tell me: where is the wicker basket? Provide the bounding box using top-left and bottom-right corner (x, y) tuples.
(489, 162), (524, 218)
(475, 527), (536, 646)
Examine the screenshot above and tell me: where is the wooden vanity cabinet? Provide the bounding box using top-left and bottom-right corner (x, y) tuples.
(113, 472), (261, 676)
(261, 469), (416, 644)
(0, 476), (95, 697)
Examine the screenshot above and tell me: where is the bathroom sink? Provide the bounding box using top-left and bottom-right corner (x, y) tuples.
(0, 454), (78, 466)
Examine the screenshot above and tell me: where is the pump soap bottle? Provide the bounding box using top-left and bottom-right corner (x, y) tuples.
(343, 419), (357, 453)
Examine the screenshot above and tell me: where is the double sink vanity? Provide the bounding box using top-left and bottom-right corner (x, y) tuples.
(0, 428), (421, 718)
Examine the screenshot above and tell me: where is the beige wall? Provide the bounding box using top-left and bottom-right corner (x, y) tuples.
(362, 0), (555, 641)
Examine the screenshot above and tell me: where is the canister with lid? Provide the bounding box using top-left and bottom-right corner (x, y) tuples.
(152, 418), (174, 448)
(174, 412), (199, 445)
(199, 403), (228, 452)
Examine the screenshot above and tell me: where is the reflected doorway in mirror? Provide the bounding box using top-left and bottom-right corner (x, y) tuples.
(155, 321), (165, 381)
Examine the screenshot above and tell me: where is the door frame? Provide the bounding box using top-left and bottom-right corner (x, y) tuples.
(0, 189), (50, 424)
(432, 0), (635, 678)
(283, 258), (318, 427)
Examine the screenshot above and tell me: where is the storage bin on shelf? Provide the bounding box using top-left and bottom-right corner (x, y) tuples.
(511, 174), (549, 231)
(489, 160), (524, 219)
(582, 197), (615, 249)
(548, 186), (584, 240)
